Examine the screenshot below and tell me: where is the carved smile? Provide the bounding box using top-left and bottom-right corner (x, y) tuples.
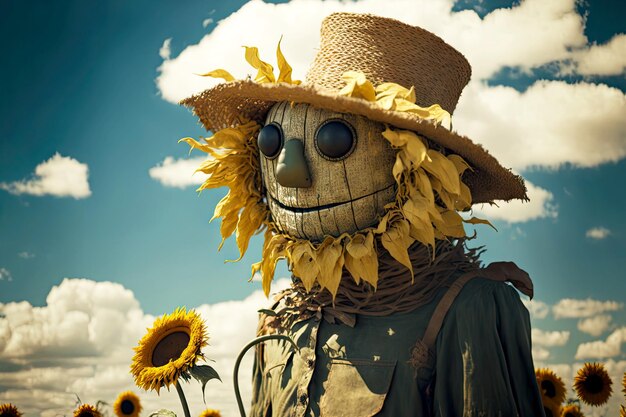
(268, 183), (396, 214)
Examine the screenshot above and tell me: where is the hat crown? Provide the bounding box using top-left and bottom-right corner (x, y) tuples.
(305, 13), (472, 113)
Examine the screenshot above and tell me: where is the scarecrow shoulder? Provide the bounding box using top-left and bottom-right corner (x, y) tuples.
(435, 276), (535, 380)
(432, 278), (544, 415)
(450, 276), (530, 330)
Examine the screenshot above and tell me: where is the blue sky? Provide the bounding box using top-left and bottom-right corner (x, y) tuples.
(0, 0), (276, 312)
(0, 0), (625, 415)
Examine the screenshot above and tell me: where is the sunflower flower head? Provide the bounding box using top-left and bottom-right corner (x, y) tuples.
(622, 371), (626, 397)
(560, 403), (584, 417)
(131, 307), (208, 393)
(73, 404), (102, 417)
(0, 404), (23, 417)
(113, 391), (142, 417)
(542, 398), (561, 417)
(620, 405), (626, 417)
(536, 368), (567, 406)
(199, 409), (222, 417)
(574, 362), (613, 406)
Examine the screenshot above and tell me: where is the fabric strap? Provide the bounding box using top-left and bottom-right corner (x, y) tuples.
(410, 261), (533, 370)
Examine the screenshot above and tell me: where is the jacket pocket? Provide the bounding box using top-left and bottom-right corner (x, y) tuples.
(320, 358), (396, 417)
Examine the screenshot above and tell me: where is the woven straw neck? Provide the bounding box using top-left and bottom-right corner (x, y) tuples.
(260, 239), (482, 332)
(305, 13), (472, 113)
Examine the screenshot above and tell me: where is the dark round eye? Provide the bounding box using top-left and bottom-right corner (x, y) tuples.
(258, 123), (283, 159)
(315, 119), (356, 160)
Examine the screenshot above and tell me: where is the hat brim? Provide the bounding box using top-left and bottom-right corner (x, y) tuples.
(181, 80), (527, 204)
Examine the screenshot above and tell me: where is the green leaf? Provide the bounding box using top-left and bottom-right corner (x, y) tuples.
(257, 308), (277, 316)
(189, 364), (222, 404)
(148, 409), (177, 417)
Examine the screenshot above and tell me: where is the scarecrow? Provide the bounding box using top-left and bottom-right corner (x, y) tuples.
(182, 13), (545, 417)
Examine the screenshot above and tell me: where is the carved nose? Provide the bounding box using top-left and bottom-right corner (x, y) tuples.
(275, 139), (312, 188)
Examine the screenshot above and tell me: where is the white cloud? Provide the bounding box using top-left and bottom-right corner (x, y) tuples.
(454, 80), (626, 171)
(532, 346), (550, 361)
(18, 251), (35, 259)
(553, 298), (624, 319)
(202, 18), (214, 28)
(472, 181), (557, 223)
(156, 0), (626, 177)
(586, 226), (611, 240)
(0, 277), (290, 416)
(0, 153), (91, 199)
(0, 279), (149, 359)
(577, 314), (612, 337)
(521, 298), (549, 319)
(159, 38), (172, 60)
(155, 0), (594, 103)
(575, 327), (626, 359)
(568, 33), (626, 76)
(148, 156), (210, 188)
(531, 328), (570, 346)
(0, 267), (12, 282)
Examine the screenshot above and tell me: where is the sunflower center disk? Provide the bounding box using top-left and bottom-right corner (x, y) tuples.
(584, 374), (604, 394)
(121, 400), (135, 414)
(541, 380), (556, 398)
(151, 331), (191, 367)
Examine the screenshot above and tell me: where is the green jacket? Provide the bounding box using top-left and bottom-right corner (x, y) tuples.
(250, 278), (545, 417)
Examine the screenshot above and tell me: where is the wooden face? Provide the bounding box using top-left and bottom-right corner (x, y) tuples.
(259, 101), (397, 241)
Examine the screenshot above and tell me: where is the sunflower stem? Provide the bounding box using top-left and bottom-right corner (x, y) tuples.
(175, 380), (191, 417)
(234, 334), (299, 417)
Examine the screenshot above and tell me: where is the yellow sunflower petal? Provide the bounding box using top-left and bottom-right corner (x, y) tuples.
(276, 37), (300, 85)
(421, 150), (461, 195)
(447, 154), (472, 176)
(463, 216), (497, 231)
(243, 46), (275, 83)
(197, 69), (235, 82)
(374, 82), (415, 110)
(291, 241), (319, 292)
(338, 71), (376, 101)
(344, 232), (379, 288)
(403, 133), (428, 168)
(315, 236), (345, 298)
(402, 198), (435, 250)
(433, 210), (466, 238)
(231, 201), (267, 262)
(380, 219), (414, 280)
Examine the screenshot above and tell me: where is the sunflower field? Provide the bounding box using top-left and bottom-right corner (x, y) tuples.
(536, 363), (626, 417)
(2, 305), (624, 416)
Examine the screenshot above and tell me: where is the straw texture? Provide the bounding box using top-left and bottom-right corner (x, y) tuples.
(181, 13), (528, 203)
(260, 239), (482, 332)
(305, 13), (471, 113)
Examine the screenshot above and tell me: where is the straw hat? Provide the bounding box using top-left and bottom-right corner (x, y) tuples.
(181, 13), (527, 203)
